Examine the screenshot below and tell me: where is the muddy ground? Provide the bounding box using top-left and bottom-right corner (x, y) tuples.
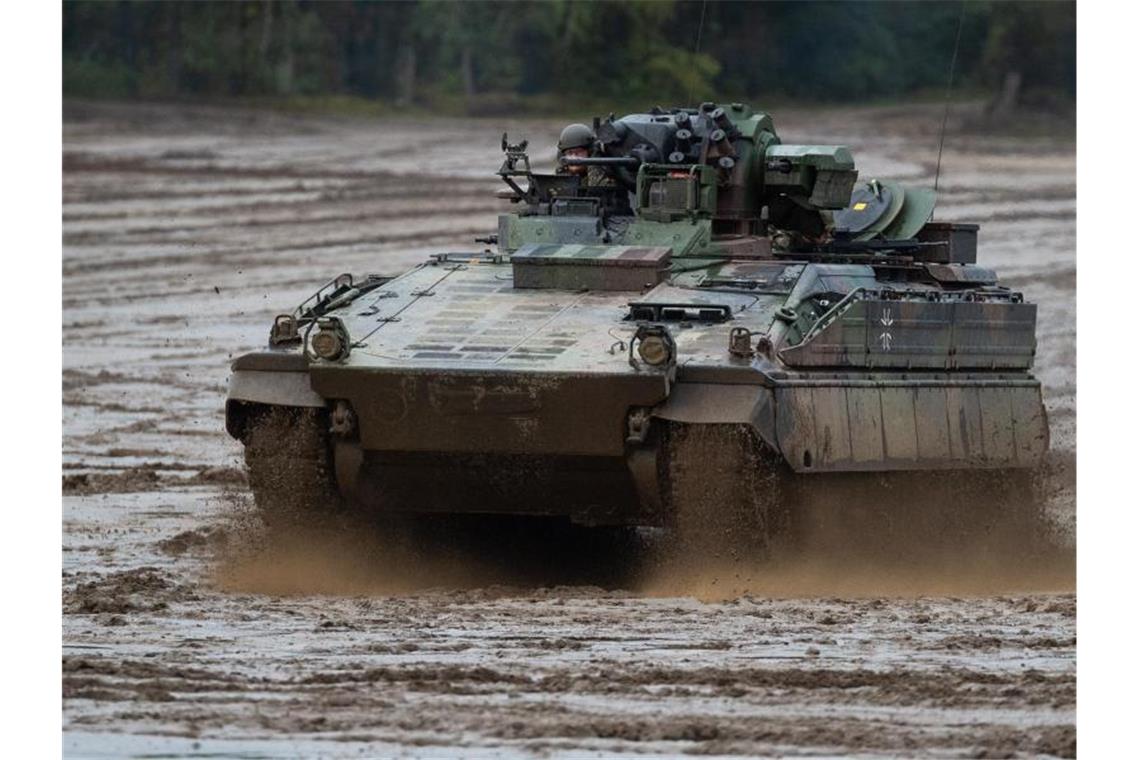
(62, 100), (1075, 758)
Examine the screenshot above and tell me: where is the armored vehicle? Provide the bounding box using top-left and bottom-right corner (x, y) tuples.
(225, 102), (1047, 548)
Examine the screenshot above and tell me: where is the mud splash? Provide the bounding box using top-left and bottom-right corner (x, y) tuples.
(212, 522), (497, 596)
(210, 497), (1074, 603)
(211, 425), (1076, 602)
(212, 511), (643, 597)
(641, 434), (1076, 602)
(636, 543), (1075, 602)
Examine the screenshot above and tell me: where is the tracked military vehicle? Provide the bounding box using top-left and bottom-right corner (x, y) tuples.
(225, 102), (1047, 545)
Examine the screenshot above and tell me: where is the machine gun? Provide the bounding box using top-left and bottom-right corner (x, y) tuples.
(558, 155), (642, 171)
(496, 132), (633, 219)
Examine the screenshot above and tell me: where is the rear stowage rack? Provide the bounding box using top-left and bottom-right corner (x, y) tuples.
(779, 287), (1035, 371)
(799, 287), (1024, 345)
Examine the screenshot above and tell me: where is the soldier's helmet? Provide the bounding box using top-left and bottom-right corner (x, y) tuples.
(557, 123), (595, 152)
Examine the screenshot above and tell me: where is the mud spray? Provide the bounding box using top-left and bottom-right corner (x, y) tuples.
(211, 472), (1073, 603)
(638, 452), (1076, 602)
(211, 491), (644, 596)
(636, 519), (1075, 602)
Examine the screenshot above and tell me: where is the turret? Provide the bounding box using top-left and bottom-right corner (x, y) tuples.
(495, 102), (970, 264)
(558, 102), (858, 238)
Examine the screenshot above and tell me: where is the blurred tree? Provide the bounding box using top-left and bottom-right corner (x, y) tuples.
(551, 0), (718, 103)
(981, 1), (1076, 116)
(61, 0), (1074, 114)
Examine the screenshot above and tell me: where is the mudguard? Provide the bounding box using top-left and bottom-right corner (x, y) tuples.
(224, 352), (327, 439)
(652, 382), (778, 450)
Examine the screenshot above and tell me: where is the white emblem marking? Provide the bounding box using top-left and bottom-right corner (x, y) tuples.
(878, 307), (894, 350)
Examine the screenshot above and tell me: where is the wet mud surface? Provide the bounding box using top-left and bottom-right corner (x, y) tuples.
(63, 101), (1075, 757)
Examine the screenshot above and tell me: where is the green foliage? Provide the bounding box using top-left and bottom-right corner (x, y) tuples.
(546, 0), (719, 102)
(981, 1), (1076, 106)
(63, 55), (136, 98)
(62, 0), (1075, 112)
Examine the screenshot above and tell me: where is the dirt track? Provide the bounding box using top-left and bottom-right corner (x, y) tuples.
(62, 100), (1075, 758)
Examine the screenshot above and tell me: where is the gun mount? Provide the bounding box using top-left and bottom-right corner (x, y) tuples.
(495, 101), (961, 262)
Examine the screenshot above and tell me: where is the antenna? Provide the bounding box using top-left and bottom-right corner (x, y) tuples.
(686, 0), (709, 107)
(933, 1), (967, 214)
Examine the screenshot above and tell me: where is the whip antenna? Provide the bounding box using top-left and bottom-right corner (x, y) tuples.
(686, 0), (709, 107)
(933, 1), (967, 211)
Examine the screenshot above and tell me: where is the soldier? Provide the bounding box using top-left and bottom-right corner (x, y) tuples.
(556, 123), (614, 187)
(556, 123), (594, 175)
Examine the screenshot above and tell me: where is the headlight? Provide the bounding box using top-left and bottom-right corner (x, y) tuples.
(307, 316), (352, 362)
(637, 335), (671, 366)
(311, 328), (344, 361)
(629, 324), (675, 369)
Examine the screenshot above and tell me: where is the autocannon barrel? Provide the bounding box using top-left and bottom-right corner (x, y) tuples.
(558, 156), (642, 168)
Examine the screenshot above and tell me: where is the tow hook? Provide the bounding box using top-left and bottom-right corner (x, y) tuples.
(626, 407), (652, 445)
(330, 400), (357, 438)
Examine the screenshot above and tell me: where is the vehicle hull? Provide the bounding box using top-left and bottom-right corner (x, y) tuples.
(227, 361), (1048, 526)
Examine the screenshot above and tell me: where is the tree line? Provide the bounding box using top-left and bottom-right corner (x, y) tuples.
(63, 1), (1075, 114)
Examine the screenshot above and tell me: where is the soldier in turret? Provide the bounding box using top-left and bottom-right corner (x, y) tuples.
(556, 123), (614, 187)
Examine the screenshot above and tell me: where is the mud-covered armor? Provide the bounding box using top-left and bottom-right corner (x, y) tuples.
(225, 101), (1047, 550)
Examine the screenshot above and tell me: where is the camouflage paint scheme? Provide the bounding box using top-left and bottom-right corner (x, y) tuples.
(225, 102), (1047, 525)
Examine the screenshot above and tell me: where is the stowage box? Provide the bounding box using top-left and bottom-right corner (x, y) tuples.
(916, 222), (979, 264)
(511, 244), (672, 291)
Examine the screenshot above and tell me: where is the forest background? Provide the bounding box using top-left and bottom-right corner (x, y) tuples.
(62, 0), (1075, 122)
